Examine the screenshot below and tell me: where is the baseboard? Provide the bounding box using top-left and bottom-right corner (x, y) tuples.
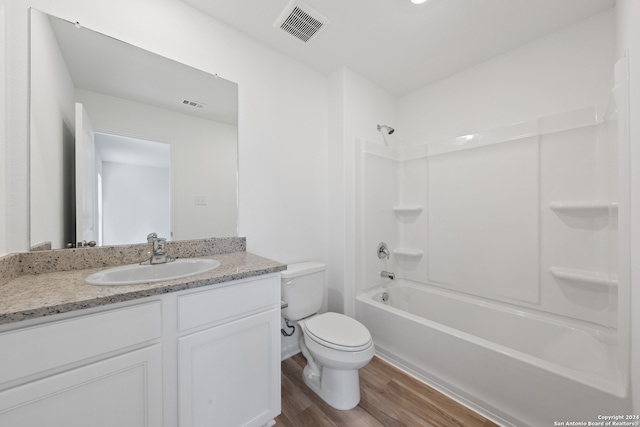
(281, 343), (301, 361)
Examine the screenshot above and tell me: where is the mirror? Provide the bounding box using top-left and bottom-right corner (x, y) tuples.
(29, 9), (239, 250)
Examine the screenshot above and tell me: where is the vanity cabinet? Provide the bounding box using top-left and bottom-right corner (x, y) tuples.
(0, 301), (164, 426)
(0, 273), (281, 427)
(177, 275), (281, 427)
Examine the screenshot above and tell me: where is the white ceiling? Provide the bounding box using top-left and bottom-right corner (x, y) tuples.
(182, 0), (615, 97)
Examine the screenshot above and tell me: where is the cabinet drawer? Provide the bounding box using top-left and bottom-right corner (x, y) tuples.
(177, 274), (279, 331)
(0, 301), (161, 385)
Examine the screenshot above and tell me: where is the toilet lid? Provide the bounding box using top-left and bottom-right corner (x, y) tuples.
(304, 312), (372, 352)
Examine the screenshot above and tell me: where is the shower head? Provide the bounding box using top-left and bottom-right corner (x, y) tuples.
(377, 124), (395, 135)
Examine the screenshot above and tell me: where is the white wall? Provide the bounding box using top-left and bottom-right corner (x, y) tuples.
(76, 89), (238, 241)
(2, 0), (30, 256)
(279, 67), (398, 358)
(2, 0), (328, 266)
(283, 67), (399, 360)
(0, 2), (6, 255)
(326, 69), (346, 317)
(616, 0), (640, 413)
(328, 67), (396, 316)
(398, 10), (615, 145)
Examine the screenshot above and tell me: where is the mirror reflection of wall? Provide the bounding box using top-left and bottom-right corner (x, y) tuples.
(29, 9), (239, 250)
(95, 132), (171, 246)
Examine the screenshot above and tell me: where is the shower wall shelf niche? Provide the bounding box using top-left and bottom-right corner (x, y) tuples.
(393, 248), (424, 257)
(549, 266), (618, 288)
(549, 200), (619, 214)
(393, 206), (423, 214)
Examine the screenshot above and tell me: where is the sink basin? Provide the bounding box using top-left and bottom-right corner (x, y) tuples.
(86, 258), (221, 286)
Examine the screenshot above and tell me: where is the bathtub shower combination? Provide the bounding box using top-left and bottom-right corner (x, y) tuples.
(354, 60), (630, 427)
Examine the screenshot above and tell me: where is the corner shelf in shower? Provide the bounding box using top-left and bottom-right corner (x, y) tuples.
(393, 206), (424, 214)
(549, 200), (619, 214)
(393, 248), (424, 257)
(549, 266), (618, 288)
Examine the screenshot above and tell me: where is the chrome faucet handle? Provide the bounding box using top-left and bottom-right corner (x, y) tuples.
(145, 233), (172, 264)
(377, 242), (390, 259)
(154, 238), (166, 255)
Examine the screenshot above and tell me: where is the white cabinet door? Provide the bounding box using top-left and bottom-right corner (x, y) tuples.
(178, 309), (281, 427)
(0, 345), (163, 427)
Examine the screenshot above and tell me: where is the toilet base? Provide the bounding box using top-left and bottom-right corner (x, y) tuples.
(302, 364), (361, 410)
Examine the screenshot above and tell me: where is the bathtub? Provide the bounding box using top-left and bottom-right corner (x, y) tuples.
(355, 280), (630, 427)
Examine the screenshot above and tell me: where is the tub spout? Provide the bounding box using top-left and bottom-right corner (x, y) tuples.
(381, 270), (395, 280)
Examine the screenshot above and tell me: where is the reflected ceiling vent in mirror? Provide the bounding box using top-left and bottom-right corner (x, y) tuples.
(274, 0), (330, 43)
(182, 99), (206, 109)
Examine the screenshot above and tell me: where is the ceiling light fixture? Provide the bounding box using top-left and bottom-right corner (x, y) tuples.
(411, 0), (428, 4)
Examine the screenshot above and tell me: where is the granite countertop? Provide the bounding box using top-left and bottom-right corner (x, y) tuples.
(0, 238), (286, 326)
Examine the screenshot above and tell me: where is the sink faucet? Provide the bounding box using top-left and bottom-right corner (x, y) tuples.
(145, 232), (174, 265)
(381, 270), (395, 280)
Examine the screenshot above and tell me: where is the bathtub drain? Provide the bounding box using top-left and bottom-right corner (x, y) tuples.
(381, 292), (389, 302)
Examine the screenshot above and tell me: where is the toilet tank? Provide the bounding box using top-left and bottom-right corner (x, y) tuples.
(281, 262), (326, 321)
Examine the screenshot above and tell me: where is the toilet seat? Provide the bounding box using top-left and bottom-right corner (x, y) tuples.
(304, 312), (372, 352)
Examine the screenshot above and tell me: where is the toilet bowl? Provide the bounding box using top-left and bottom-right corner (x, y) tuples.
(281, 262), (375, 410)
(297, 312), (375, 410)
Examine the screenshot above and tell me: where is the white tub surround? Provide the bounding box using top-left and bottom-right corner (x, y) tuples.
(355, 89), (628, 425)
(357, 102), (621, 324)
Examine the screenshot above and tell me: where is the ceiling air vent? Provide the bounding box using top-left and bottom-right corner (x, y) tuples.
(182, 99), (206, 109)
(274, 0), (330, 43)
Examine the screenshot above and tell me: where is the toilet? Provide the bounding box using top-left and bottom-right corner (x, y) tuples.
(281, 262), (375, 410)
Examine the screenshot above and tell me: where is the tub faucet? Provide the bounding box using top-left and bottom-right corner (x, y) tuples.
(144, 232), (174, 265)
(381, 270), (395, 280)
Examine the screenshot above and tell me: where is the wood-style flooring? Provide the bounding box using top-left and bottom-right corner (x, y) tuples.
(275, 353), (499, 427)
